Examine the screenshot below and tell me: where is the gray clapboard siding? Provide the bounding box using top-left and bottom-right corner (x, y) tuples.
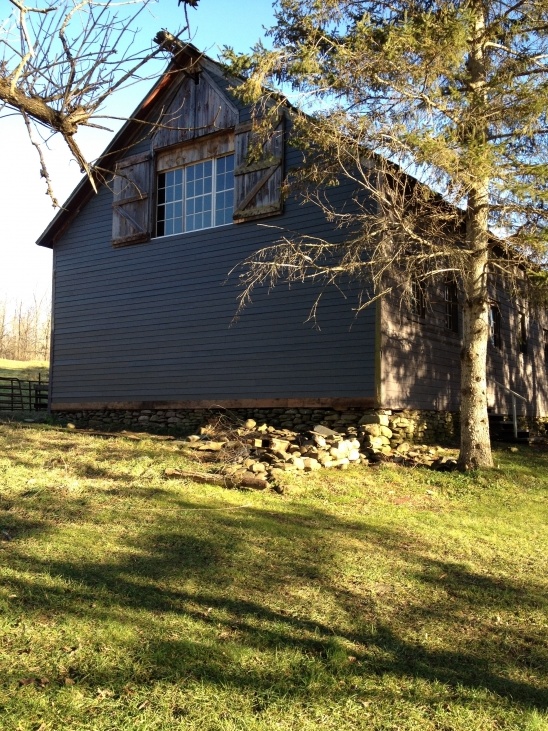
(53, 317), (366, 348)
(56, 185), (356, 281)
(47, 51), (378, 410)
(51, 164), (376, 407)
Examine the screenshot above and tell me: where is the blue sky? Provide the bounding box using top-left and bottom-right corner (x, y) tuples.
(0, 0), (276, 306)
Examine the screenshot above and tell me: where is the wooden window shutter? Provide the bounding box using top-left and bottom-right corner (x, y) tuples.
(233, 115), (284, 222)
(112, 152), (153, 247)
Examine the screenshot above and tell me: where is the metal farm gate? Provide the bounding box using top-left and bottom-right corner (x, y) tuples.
(0, 375), (48, 411)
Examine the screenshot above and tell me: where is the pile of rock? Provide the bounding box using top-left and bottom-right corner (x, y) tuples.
(182, 415), (458, 486)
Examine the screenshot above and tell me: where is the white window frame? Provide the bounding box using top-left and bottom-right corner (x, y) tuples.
(155, 132), (235, 238)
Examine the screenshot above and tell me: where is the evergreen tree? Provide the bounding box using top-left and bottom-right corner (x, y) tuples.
(227, 0), (548, 469)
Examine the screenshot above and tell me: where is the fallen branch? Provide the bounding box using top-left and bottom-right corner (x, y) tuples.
(164, 468), (269, 490)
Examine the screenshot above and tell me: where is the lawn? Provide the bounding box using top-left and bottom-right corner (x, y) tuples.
(0, 423), (547, 730)
(0, 359), (49, 381)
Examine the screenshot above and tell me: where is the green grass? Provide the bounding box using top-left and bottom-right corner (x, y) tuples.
(0, 358), (49, 381)
(0, 423), (547, 730)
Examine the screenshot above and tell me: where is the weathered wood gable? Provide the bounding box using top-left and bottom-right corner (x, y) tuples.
(111, 64), (285, 246)
(151, 69), (239, 149)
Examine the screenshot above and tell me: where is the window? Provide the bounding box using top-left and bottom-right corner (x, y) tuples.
(410, 278), (426, 319)
(518, 311), (528, 355)
(156, 154), (234, 237)
(112, 119), (285, 247)
(444, 278), (459, 333)
(489, 304), (502, 349)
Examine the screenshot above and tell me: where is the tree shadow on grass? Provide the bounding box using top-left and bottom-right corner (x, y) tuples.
(2, 497), (547, 713)
(0, 489), (95, 544)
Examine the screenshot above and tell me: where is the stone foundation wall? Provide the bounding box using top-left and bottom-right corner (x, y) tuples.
(386, 409), (460, 447)
(52, 406), (461, 448)
(533, 417), (548, 435)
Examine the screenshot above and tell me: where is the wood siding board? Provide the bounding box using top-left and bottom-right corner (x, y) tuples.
(51, 381), (373, 396)
(52, 371), (376, 387)
(52, 318), (372, 334)
(156, 131), (234, 172)
(52, 331), (371, 355)
(51, 397), (376, 411)
(151, 74), (195, 149)
(51, 169), (377, 407)
(152, 73), (238, 150)
(52, 335), (374, 358)
(53, 326), (372, 351)
(380, 278), (548, 416)
(53, 351), (372, 370)
(52, 292), (361, 322)
(200, 70), (240, 116)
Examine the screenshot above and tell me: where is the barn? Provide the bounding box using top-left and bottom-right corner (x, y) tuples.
(37, 43), (548, 440)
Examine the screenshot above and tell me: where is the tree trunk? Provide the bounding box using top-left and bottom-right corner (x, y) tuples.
(457, 0), (494, 470)
(458, 220), (494, 470)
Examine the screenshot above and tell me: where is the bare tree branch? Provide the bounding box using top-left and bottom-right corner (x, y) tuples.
(1, 0), (186, 203)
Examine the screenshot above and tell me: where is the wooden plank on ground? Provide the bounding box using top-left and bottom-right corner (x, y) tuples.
(164, 468), (269, 490)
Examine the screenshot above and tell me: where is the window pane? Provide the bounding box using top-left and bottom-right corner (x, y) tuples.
(157, 173), (166, 203)
(157, 168), (184, 237)
(157, 213), (165, 237)
(216, 189), (234, 226)
(489, 305), (502, 349)
(410, 279), (426, 318)
(185, 160), (213, 232)
(215, 154), (234, 226)
(157, 154), (234, 236)
(519, 312), (528, 354)
(444, 280), (459, 333)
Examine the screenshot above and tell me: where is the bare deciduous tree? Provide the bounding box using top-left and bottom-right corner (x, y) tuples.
(0, 294), (51, 361)
(0, 0), (182, 204)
